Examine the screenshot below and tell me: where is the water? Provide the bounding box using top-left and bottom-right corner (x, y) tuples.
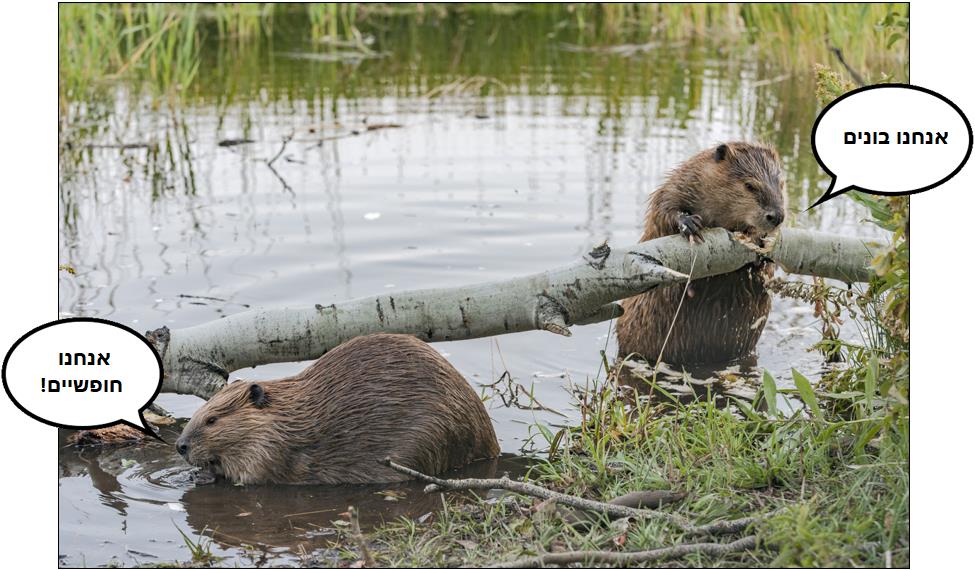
(58, 10), (883, 567)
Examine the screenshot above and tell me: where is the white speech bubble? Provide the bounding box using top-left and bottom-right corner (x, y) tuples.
(810, 83), (973, 208)
(2, 318), (163, 438)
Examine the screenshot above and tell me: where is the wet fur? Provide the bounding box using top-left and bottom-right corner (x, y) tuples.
(616, 142), (785, 364)
(178, 334), (500, 484)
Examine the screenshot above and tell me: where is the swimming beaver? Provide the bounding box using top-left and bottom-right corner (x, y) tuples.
(175, 334), (500, 484)
(616, 142), (785, 365)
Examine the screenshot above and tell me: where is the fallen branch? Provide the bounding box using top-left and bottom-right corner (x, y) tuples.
(381, 459), (769, 536)
(487, 535), (759, 568)
(147, 227), (883, 398)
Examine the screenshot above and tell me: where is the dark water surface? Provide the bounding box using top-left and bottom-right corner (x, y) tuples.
(58, 10), (883, 567)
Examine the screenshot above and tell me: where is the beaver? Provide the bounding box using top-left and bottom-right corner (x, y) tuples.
(615, 142), (785, 365)
(175, 333), (500, 485)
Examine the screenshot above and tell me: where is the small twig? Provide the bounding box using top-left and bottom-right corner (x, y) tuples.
(267, 131), (295, 167)
(266, 161), (294, 196)
(487, 534), (759, 568)
(347, 506), (374, 568)
(480, 370), (569, 417)
(282, 508), (337, 518)
(827, 43), (866, 87)
(381, 458), (772, 536)
(86, 142), (156, 150)
(262, 131), (296, 195)
(652, 250), (698, 379)
(217, 138), (255, 147)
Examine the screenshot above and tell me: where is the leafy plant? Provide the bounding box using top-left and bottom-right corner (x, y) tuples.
(173, 523), (223, 565)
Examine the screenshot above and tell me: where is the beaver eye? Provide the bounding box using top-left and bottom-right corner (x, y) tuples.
(205, 416), (217, 426)
(745, 183), (758, 193)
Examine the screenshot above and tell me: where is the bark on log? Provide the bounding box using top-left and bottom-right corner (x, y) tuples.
(147, 228), (883, 399)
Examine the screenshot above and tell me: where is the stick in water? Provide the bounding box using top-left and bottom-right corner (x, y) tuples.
(380, 458), (770, 536)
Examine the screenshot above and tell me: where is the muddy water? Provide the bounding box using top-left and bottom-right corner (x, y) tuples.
(58, 11), (883, 567)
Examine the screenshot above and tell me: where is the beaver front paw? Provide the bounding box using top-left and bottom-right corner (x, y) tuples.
(191, 468), (217, 485)
(677, 212), (704, 243)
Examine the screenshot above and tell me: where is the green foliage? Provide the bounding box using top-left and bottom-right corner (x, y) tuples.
(59, 3), (907, 113)
(59, 3), (201, 108)
(877, 6), (909, 77)
(811, 62), (910, 412)
(173, 523), (222, 565)
(791, 369), (824, 421)
(814, 63), (856, 106)
(563, 3), (905, 73)
(761, 369), (779, 417)
(359, 378), (908, 567)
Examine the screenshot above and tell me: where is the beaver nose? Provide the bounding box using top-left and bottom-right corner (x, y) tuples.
(176, 438), (189, 457)
(765, 210), (784, 227)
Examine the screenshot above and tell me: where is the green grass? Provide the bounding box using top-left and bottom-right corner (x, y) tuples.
(311, 382), (907, 567)
(558, 3), (904, 72)
(320, 303), (909, 567)
(173, 523), (223, 566)
(59, 3), (201, 109)
(59, 3), (907, 110)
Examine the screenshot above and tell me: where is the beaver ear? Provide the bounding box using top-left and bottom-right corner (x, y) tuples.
(249, 383), (270, 408)
(714, 144), (730, 162)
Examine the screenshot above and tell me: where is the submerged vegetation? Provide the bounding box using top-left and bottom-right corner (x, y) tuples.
(59, 3), (909, 567)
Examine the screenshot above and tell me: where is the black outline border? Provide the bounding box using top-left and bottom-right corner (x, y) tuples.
(2, 317), (164, 440)
(809, 82), (973, 208)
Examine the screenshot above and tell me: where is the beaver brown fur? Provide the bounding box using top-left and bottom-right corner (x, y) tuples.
(175, 333), (499, 484)
(616, 142), (785, 365)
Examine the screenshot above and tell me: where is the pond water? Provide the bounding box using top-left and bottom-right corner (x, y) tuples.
(58, 10), (884, 567)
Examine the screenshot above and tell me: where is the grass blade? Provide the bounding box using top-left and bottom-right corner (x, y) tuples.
(791, 368), (824, 420)
(762, 369), (779, 417)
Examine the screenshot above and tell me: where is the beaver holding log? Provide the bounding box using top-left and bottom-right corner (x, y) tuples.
(175, 334), (499, 484)
(616, 142), (785, 364)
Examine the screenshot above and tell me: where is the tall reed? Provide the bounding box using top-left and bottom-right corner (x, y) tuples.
(59, 3), (908, 111)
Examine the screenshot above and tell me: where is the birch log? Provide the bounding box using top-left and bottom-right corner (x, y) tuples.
(148, 227), (884, 399)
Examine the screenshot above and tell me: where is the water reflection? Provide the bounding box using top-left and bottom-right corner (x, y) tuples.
(59, 425), (530, 566)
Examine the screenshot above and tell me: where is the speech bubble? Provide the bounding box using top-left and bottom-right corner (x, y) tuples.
(809, 83), (973, 209)
(2, 317), (164, 440)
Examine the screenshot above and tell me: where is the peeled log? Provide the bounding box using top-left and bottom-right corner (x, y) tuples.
(149, 228), (884, 399)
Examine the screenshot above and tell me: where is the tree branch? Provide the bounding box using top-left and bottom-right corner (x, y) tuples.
(381, 458), (772, 536)
(151, 228), (883, 399)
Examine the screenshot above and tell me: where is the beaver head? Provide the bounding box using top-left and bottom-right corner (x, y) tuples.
(702, 142), (785, 238)
(647, 141), (786, 242)
(176, 380), (289, 484)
